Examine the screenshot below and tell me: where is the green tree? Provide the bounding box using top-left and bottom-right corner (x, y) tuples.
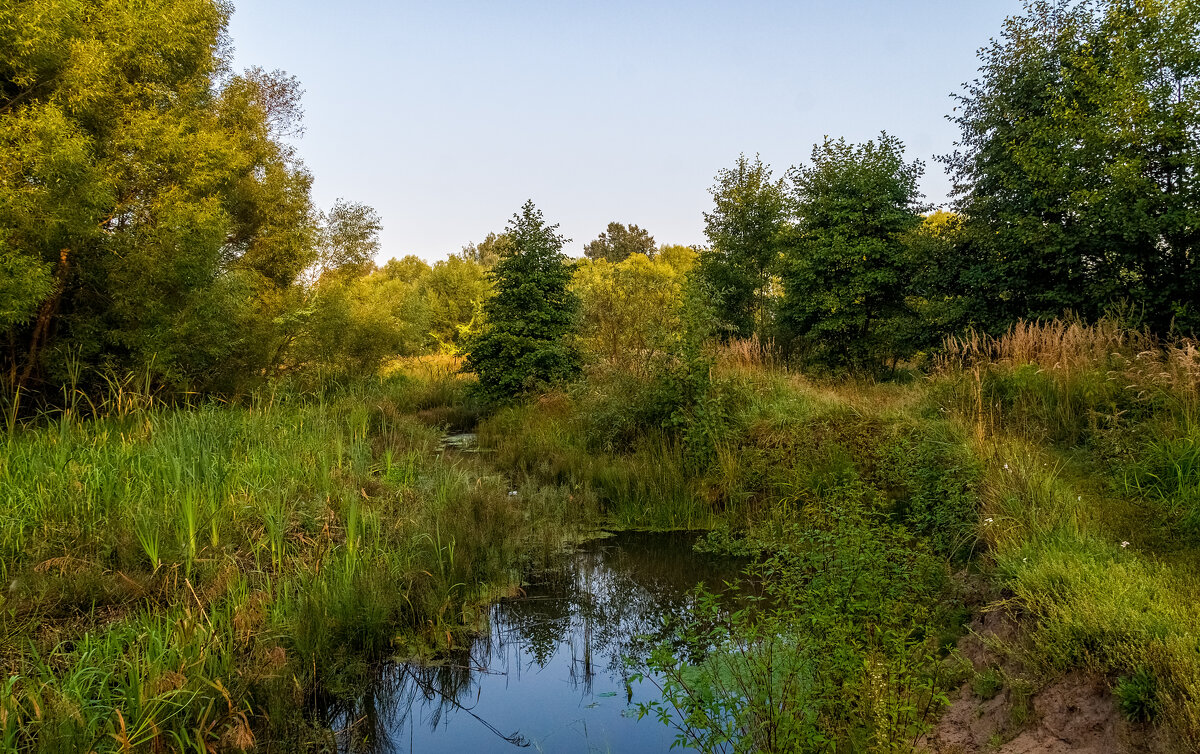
(457, 232), (512, 267)
(582, 222), (656, 263)
(315, 199), (382, 277)
(0, 0), (316, 396)
(779, 134), (926, 370)
(381, 255), (432, 284)
(422, 256), (491, 353)
(0, 239), (53, 332)
(287, 269), (430, 379)
(944, 0), (1200, 333)
(697, 155), (787, 340)
(897, 211), (982, 355)
(572, 253), (690, 376)
(464, 201), (580, 402)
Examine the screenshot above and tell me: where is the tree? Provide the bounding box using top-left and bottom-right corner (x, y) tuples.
(315, 200), (382, 277)
(0, 239), (53, 332)
(572, 253), (690, 376)
(381, 255), (432, 284)
(288, 269), (430, 378)
(582, 222), (656, 262)
(697, 155), (787, 340)
(944, 0), (1200, 333)
(657, 244), (700, 272)
(464, 201), (580, 402)
(779, 134), (926, 369)
(898, 211), (984, 355)
(457, 231), (512, 267)
(0, 0), (316, 397)
(422, 256), (491, 353)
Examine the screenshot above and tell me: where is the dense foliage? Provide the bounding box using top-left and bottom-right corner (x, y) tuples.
(582, 221), (657, 262)
(944, 0), (1200, 333)
(697, 154), (787, 341)
(464, 201), (581, 403)
(780, 134), (926, 369)
(0, 0), (316, 395)
(572, 248), (695, 375)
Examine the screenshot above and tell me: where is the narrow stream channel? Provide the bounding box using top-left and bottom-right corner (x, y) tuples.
(332, 531), (745, 753)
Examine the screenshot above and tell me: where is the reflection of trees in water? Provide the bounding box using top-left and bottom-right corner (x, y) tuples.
(327, 532), (746, 753)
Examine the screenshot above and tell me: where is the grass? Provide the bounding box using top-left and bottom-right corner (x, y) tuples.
(481, 325), (1199, 750)
(0, 374), (594, 751)
(1, 320), (1196, 751)
(935, 319), (1200, 750)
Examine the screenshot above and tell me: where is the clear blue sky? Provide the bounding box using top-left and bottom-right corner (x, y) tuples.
(227, 1), (1024, 261)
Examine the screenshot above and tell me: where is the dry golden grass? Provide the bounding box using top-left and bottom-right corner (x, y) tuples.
(714, 336), (782, 374)
(941, 318), (1200, 416)
(382, 353), (467, 379)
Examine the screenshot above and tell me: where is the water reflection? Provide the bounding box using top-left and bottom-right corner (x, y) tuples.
(330, 531), (744, 754)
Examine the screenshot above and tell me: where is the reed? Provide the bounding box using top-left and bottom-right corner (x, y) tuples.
(0, 374), (587, 750)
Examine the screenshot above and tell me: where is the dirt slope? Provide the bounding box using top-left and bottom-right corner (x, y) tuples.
(922, 614), (1170, 754)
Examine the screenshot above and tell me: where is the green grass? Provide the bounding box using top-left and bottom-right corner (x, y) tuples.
(0, 375), (594, 751)
(481, 328), (1200, 751)
(2, 321), (1195, 751)
(933, 326), (1200, 750)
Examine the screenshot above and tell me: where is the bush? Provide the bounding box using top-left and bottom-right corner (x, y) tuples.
(1116, 668), (1160, 723)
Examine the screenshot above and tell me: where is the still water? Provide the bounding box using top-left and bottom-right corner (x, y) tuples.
(332, 531), (744, 753)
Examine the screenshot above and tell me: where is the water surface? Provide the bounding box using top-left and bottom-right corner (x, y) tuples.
(334, 531), (743, 753)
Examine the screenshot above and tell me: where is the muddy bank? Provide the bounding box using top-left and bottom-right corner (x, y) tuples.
(923, 613), (1171, 754)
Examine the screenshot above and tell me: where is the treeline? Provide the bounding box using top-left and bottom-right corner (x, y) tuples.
(3, 0), (1199, 405)
(694, 0), (1200, 370)
(0, 0), (497, 401)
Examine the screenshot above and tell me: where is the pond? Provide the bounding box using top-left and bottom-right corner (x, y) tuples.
(331, 531), (745, 753)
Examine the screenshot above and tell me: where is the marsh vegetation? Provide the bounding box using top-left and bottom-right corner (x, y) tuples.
(2, 0), (1200, 752)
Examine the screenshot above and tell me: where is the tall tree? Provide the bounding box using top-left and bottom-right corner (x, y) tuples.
(780, 134), (926, 369)
(582, 222), (656, 263)
(944, 0), (1200, 333)
(697, 155), (787, 340)
(0, 0), (316, 395)
(464, 201), (580, 401)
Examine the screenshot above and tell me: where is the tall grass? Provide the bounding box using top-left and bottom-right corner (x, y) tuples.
(0, 374), (588, 751)
(937, 319), (1200, 750)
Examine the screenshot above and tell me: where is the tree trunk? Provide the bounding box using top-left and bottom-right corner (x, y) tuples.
(17, 249), (70, 390)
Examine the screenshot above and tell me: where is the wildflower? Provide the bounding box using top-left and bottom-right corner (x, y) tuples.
(1121, 541), (1130, 548)
(1003, 463), (1010, 471)
(508, 490), (519, 497)
(984, 517), (994, 524)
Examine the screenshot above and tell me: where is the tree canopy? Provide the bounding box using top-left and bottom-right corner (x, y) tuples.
(464, 202), (580, 402)
(0, 0), (315, 394)
(582, 222), (656, 263)
(697, 155), (787, 340)
(780, 134), (926, 369)
(944, 0), (1200, 333)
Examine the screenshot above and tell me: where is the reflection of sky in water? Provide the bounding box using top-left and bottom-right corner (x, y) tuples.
(330, 532), (745, 754)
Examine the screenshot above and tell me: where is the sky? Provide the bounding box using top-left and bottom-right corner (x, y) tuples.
(227, 1), (1025, 262)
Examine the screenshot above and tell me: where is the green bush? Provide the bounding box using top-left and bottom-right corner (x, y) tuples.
(637, 489), (958, 753)
(1116, 668), (1160, 723)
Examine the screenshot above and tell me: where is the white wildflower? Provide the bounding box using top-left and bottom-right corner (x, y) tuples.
(1121, 541), (1130, 548)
